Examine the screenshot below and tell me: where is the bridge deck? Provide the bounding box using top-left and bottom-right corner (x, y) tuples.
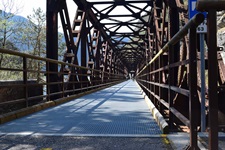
(0, 80), (161, 137)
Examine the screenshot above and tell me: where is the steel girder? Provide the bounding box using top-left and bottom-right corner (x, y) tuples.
(46, 0), (60, 99)
(73, 0), (153, 72)
(47, 0), (127, 96)
(60, 0), (128, 88)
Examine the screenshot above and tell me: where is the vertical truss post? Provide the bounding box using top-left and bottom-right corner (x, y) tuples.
(117, 60), (120, 76)
(108, 49), (113, 81)
(111, 53), (115, 75)
(145, 42), (150, 97)
(207, 9), (218, 150)
(87, 28), (100, 84)
(153, 0), (163, 51)
(46, 0), (59, 100)
(160, 2), (168, 46)
(80, 18), (88, 88)
(168, 0), (180, 130)
(147, 27), (153, 100)
(169, 0), (179, 82)
(95, 31), (101, 82)
(188, 26), (199, 150)
(101, 41), (109, 83)
(153, 1), (163, 106)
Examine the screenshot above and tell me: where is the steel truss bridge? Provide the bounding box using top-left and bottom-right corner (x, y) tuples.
(0, 0), (225, 149)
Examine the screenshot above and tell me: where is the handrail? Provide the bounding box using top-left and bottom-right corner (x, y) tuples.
(0, 47), (126, 115)
(197, 0), (225, 11)
(135, 12), (205, 149)
(0, 48), (124, 76)
(136, 13), (204, 76)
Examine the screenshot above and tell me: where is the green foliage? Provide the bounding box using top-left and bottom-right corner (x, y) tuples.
(0, 53), (23, 80)
(0, 5), (66, 81)
(0, 10), (16, 49)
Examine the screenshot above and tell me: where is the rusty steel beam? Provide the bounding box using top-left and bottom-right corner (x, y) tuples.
(80, 18), (88, 85)
(196, 0), (225, 11)
(60, 8), (86, 93)
(73, 0), (152, 71)
(153, 0), (163, 51)
(46, 0), (60, 100)
(73, 0), (114, 49)
(207, 10), (219, 150)
(137, 13), (204, 76)
(73, 0), (129, 72)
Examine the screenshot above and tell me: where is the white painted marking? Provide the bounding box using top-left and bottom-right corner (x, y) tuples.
(0, 132), (162, 138)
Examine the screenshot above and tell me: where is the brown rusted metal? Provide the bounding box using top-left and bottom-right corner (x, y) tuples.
(168, 45), (175, 130)
(23, 57), (28, 107)
(188, 26), (200, 150)
(196, 0), (225, 11)
(207, 10), (219, 150)
(0, 47), (126, 114)
(136, 12), (204, 148)
(73, 0), (152, 72)
(136, 13), (204, 76)
(46, 0), (60, 100)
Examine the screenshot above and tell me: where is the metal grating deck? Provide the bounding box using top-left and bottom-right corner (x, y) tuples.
(0, 80), (162, 137)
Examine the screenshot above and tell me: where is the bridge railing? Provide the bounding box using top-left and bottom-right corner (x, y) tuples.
(0, 48), (126, 115)
(136, 13), (205, 149)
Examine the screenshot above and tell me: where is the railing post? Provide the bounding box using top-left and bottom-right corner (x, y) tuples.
(23, 56), (28, 107)
(144, 64), (148, 95)
(150, 63), (153, 100)
(168, 45), (175, 130)
(147, 65), (150, 98)
(46, 61), (50, 101)
(153, 61), (156, 104)
(61, 64), (65, 97)
(188, 26), (199, 150)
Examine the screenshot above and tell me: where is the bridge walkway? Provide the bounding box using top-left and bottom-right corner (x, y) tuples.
(0, 80), (175, 149)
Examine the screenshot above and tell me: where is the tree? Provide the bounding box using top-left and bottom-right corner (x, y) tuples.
(0, 0), (24, 48)
(0, 6), (66, 80)
(15, 8), (66, 81)
(27, 8), (46, 56)
(22, 8), (47, 81)
(0, 0), (23, 67)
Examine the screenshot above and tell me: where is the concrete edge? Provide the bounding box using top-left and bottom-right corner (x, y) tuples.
(134, 80), (169, 134)
(0, 80), (125, 125)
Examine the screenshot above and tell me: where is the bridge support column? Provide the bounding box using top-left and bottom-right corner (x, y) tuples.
(80, 20), (88, 88)
(46, 0), (59, 100)
(207, 10), (218, 150)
